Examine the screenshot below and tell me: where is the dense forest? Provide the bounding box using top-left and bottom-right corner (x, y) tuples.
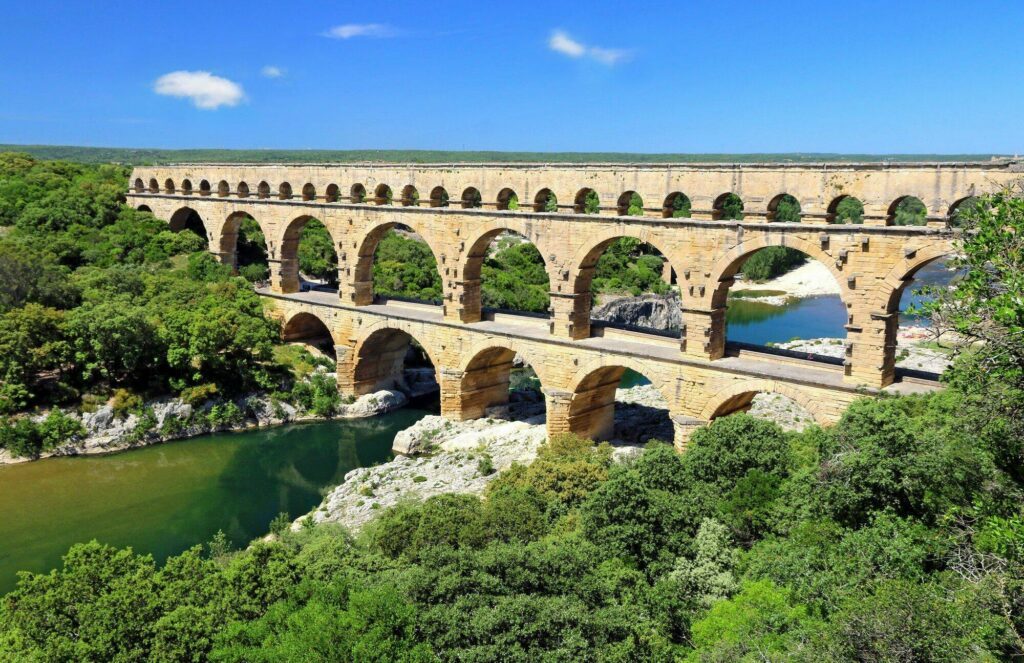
(0, 144), (1009, 165)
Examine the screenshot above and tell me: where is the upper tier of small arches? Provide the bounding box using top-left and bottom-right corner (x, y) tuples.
(134, 162), (1012, 226)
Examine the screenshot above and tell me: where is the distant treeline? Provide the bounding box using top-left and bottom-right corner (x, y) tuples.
(0, 144), (1011, 166)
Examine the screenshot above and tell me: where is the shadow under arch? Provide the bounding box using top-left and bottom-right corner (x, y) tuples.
(459, 223), (553, 322)
(351, 219), (445, 306)
(565, 357), (673, 442)
(281, 310), (337, 360)
(168, 206), (209, 244)
(457, 341), (547, 421)
(347, 323), (440, 397)
(219, 211), (268, 272)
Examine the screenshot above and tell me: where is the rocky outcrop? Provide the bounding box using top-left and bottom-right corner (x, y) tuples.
(337, 390), (408, 418)
(592, 293), (681, 332)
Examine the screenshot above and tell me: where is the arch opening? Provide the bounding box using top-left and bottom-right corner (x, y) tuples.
(237, 181), (250, 198)
(352, 328), (438, 402)
(217, 180), (230, 197)
(257, 181), (270, 199)
(282, 312), (336, 362)
(707, 388), (818, 433)
(713, 193), (744, 220)
(568, 366), (672, 444)
(136, 204), (152, 213)
(496, 188), (519, 211)
(533, 188), (558, 213)
(885, 255), (963, 378)
(400, 185), (420, 207)
(429, 186), (449, 208)
(148, 178), (159, 193)
(163, 178), (175, 194)
(221, 212), (269, 283)
(888, 196), (927, 226)
(459, 347), (546, 422)
(302, 183), (316, 202)
(134, 178), (144, 193)
(767, 194), (801, 222)
(664, 192), (692, 218)
(181, 179), (193, 195)
(279, 182), (293, 200)
(374, 184), (393, 205)
(279, 216), (339, 293)
(948, 196), (982, 228)
(460, 187), (482, 209)
(827, 195), (864, 224)
(325, 183), (340, 203)
(574, 188), (600, 214)
(199, 180), (211, 196)
(168, 207), (209, 247)
(350, 183), (366, 204)
(360, 224), (443, 305)
(463, 229), (551, 320)
(617, 191), (644, 216)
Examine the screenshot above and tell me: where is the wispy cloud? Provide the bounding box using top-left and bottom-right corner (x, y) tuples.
(323, 23), (397, 39)
(261, 65), (285, 78)
(548, 30), (629, 65)
(153, 71), (245, 109)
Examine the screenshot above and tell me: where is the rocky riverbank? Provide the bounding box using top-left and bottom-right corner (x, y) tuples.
(0, 381), (415, 467)
(772, 327), (955, 374)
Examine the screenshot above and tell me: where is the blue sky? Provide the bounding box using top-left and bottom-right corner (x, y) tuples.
(1, 0), (1022, 153)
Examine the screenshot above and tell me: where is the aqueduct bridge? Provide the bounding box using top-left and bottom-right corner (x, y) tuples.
(128, 161), (1023, 449)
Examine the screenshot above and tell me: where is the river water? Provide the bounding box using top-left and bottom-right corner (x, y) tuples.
(0, 408), (430, 594)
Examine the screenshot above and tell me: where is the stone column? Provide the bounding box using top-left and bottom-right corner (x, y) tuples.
(544, 388), (574, 439)
(680, 306), (727, 360)
(549, 292), (591, 340)
(451, 279), (481, 323)
(438, 368), (466, 420)
(268, 258), (299, 294)
(844, 312), (897, 388)
(671, 414), (707, 452)
(335, 344), (356, 396)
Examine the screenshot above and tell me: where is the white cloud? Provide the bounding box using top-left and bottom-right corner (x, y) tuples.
(548, 30), (629, 65)
(261, 65), (284, 78)
(153, 71), (244, 109)
(324, 23), (395, 39)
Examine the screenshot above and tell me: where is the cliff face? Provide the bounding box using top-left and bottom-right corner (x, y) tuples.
(591, 293), (681, 332)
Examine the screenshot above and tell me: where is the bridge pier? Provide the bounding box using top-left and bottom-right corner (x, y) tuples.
(549, 292), (591, 339)
(844, 313), (899, 388)
(269, 258), (300, 293)
(671, 414), (707, 452)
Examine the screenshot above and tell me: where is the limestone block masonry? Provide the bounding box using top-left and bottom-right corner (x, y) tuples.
(128, 161), (1024, 449)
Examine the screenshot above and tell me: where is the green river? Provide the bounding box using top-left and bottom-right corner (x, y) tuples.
(0, 407), (430, 594)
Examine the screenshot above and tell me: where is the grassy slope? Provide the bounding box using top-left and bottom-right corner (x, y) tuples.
(0, 144), (1011, 165)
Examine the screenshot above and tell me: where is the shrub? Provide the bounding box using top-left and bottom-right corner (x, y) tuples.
(180, 383), (218, 406)
(110, 388), (143, 416)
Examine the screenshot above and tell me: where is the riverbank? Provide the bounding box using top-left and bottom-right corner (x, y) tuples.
(732, 260), (840, 305)
(772, 327), (957, 374)
(0, 383), (413, 467)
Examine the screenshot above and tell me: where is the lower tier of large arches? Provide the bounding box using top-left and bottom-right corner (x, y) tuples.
(268, 294), (926, 451)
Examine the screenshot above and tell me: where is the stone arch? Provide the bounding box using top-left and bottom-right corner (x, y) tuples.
(351, 219), (444, 306)
(767, 193), (801, 222)
(257, 181), (270, 199)
(663, 191), (692, 218)
(564, 357), (673, 442)
(713, 192), (744, 220)
(617, 190), (643, 216)
(281, 310), (337, 359)
(533, 188), (558, 213)
(325, 183), (340, 203)
(276, 214), (340, 293)
(430, 186), (449, 208)
(136, 204), (152, 213)
(698, 379), (823, 423)
(459, 222), (553, 321)
(705, 235), (847, 309)
(574, 187), (599, 214)
(219, 211), (267, 270)
(217, 180), (230, 197)
(279, 182), (293, 200)
(827, 194), (864, 224)
(237, 181), (250, 198)
(496, 187), (518, 211)
(947, 196), (980, 227)
(460, 186), (482, 209)
(456, 341), (547, 421)
(181, 179), (193, 195)
(302, 183), (316, 201)
(347, 321), (442, 396)
(350, 183), (367, 204)
(163, 178), (175, 194)
(134, 177), (144, 193)
(374, 183), (392, 205)
(887, 195), (928, 226)
(168, 206), (209, 243)
(148, 177), (159, 193)
(873, 242), (955, 314)
(400, 185), (419, 207)
(199, 179), (211, 196)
